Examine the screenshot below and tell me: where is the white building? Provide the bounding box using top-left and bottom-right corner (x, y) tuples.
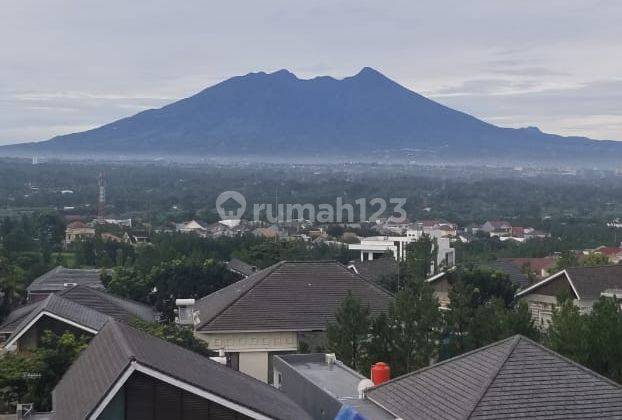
(349, 229), (455, 268)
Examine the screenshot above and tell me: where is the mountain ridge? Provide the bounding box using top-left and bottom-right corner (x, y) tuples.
(1, 67), (619, 166)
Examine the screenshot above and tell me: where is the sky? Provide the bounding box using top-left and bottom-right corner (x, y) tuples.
(1, 0), (621, 145)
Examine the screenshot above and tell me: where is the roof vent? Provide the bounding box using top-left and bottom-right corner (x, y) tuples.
(357, 379), (374, 399)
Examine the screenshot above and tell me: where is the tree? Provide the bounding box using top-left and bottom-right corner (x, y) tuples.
(388, 279), (442, 376)
(0, 257), (25, 320)
(363, 312), (392, 373)
(404, 235), (438, 281)
(326, 292), (371, 371)
(581, 252), (611, 267)
(0, 352), (41, 413)
(552, 250), (579, 272)
(129, 319), (213, 357)
(547, 294), (589, 365)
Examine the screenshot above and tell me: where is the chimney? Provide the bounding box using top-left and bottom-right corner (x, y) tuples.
(371, 362), (391, 385)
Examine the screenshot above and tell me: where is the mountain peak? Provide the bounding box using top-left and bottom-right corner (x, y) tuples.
(354, 66), (386, 79)
(269, 69), (297, 79)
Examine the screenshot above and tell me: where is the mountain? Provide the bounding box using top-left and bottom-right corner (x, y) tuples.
(2, 67), (620, 166)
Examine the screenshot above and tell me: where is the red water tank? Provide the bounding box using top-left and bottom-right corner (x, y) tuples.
(371, 362), (391, 385)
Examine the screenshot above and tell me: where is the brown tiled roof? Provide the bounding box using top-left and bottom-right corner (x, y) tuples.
(366, 335), (622, 419)
(52, 319), (311, 420)
(196, 261), (392, 333)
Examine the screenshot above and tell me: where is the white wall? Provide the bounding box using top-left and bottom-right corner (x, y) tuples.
(239, 351), (269, 382)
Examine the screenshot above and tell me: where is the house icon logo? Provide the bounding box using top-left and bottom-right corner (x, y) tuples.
(216, 191), (247, 220)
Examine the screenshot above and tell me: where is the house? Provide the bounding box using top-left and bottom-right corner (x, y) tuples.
(480, 220), (512, 235)
(349, 229), (455, 269)
(425, 271), (453, 309)
(593, 246), (622, 263)
(101, 232), (124, 243)
(485, 260), (531, 289)
(64, 220), (96, 245)
(364, 335), (622, 420)
(26, 266), (106, 302)
(175, 220), (207, 236)
(1, 285), (156, 352)
(276, 336), (622, 419)
(516, 265), (622, 327)
(193, 261), (392, 383)
(225, 258), (258, 278)
(50, 319), (311, 420)
(414, 220), (458, 237)
(499, 257), (557, 280)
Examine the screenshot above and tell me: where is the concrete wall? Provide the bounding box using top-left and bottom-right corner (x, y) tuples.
(239, 352), (269, 383)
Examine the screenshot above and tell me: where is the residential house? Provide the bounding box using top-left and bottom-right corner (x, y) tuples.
(64, 221), (96, 245)
(175, 220), (207, 236)
(593, 246), (622, 264)
(193, 261), (392, 383)
(498, 257), (557, 280)
(26, 266), (106, 302)
(516, 265), (622, 327)
(349, 229), (455, 269)
(1, 285), (155, 352)
(50, 319), (311, 420)
(480, 220), (512, 235)
(276, 335), (622, 419)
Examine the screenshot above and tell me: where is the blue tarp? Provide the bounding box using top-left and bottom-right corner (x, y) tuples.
(335, 405), (367, 420)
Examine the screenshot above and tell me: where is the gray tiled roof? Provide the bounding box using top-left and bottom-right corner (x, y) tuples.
(366, 335), (622, 419)
(2, 286), (155, 344)
(52, 319), (312, 420)
(485, 259), (530, 289)
(196, 261), (393, 333)
(226, 258), (257, 277)
(348, 257), (398, 284)
(26, 266), (105, 293)
(565, 265), (622, 299)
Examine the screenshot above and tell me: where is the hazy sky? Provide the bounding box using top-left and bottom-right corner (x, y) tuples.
(1, 0), (621, 145)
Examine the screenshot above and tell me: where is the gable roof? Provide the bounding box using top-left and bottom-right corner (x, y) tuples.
(26, 266), (105, 293)
(2, 286), (155, 346)
(366, 335), (622, 419)
(195, 261), (393, 333)
(52, 319), (311, 420)
(4, 294), (109, 348)
(516, 265), (622, 300)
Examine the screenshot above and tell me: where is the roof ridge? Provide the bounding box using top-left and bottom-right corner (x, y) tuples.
(106, 319), (136, 359)
(465, 335), (522, 419)
(196, 261), (286, 329)
(368, 335), (518, 392)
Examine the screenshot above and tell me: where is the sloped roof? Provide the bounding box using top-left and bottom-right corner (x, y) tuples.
(226, 258), (257, 277)
(517, 265), (622, 300)
(52, 319), (312, 420)
(485, 259), (530, 289)
(195, 261), (393, 333)
(348, 257), (398, 285)
(2, 286), (155, 344)
(26, 266), (105, 293)
(5, 294), (109, 346)
(501, 257), (557, 274)
(366, 335), (622, 419)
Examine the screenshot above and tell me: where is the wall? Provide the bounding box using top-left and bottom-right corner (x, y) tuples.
(239, 352), (269, 383)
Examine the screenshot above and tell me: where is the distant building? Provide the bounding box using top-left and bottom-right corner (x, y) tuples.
(481, 220), (512, 235)
(175, 220), (207, 236)
(64, 220), (95, 245)
(516, 265), (622, 327)
(26, 266), (106, 302)
(49, 320), (311, 420)
(193, 261), (392, 383)
(349, 229), (455, 269)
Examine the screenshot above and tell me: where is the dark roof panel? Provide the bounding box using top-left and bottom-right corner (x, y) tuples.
(197, 261), (393, 333)
(366, 335), (622, 419)
(27, 266), (105, 293)
(53, 319), (312, 420)
(565, 265), (622, 299)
